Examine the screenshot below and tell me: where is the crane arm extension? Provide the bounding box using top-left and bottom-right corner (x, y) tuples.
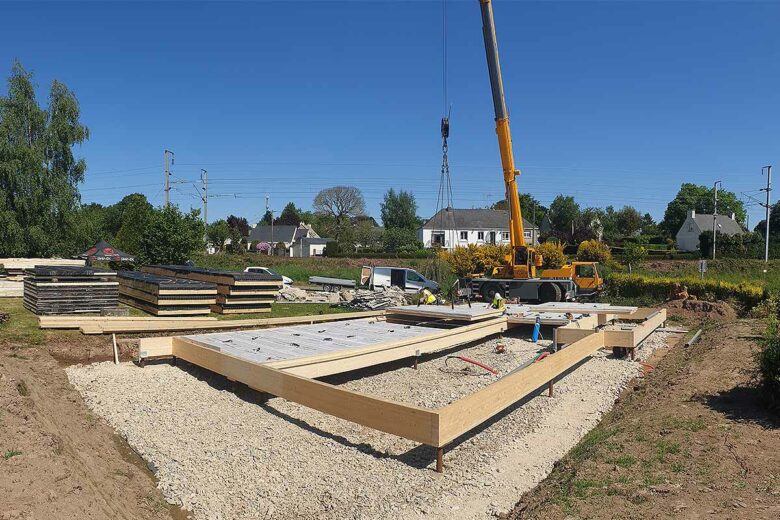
(479, 0), (526, 248)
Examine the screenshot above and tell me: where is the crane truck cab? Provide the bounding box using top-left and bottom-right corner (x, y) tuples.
(540, 261), (604, 296)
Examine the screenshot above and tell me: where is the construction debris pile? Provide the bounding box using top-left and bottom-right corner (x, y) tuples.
(0, 311), (8, 324)
(118, 271), (217, 316)
(23, 266), (118, 315)
(277, 286), (340, 304)
(339, 286), (409, 310)
(143, 265), (284, 314)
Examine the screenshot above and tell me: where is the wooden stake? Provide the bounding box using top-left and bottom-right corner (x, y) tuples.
(436, 447), (444, 473)
(548, 380), (554, 397)
(112, 333), (119, 364)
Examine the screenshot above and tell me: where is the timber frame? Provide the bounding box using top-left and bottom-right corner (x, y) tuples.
(138, 308), (665, 472)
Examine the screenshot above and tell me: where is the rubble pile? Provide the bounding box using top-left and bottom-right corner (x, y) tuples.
(339, 286), (409, 310)
(277, 286), (340, 304)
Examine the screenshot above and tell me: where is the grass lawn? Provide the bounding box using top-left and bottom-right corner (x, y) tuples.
(191, 252), (432, 284)
(0, 298), (45, 345)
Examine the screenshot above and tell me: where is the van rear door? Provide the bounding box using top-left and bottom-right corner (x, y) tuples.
(390, 269), (406, 289)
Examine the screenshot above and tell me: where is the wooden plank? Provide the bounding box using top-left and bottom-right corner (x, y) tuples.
(126, 311), (385, 337)
(531, 302), (638, 314)
(172, 337), (439, 445)
(436, 331), (606, 446)
(138, 336), (175, 357)
(385, 305), (504, 322)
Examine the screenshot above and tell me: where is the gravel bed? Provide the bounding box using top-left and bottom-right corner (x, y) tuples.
(66, 329), (670, 520)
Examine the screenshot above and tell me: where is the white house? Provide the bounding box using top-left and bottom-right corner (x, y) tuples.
(247, 222), (320, 256)
(418, 208), (539, 250)
(675, 209), (744, 252)
(291, 237), (332, 257)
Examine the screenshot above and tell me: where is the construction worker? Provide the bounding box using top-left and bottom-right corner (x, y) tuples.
(491, 291), (506, 311)
(419, 287), (438, 305)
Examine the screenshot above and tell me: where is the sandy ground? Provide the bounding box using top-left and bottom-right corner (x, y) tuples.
(66, 328), (670, 520)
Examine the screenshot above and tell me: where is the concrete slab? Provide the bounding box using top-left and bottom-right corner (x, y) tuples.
(181, 318), (435, 364)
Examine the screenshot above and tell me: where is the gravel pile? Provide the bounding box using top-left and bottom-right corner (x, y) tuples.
(67, 329), (670, 520)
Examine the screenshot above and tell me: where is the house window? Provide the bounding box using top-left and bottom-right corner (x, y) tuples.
(524, 231), (532, 239)
(432, 232), (445, 246)
(477, 231), (484, 241)
(502, 232), (510, 241)
(460, 231), (468, 240)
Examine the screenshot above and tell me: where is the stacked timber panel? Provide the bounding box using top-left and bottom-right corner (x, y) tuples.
(23, 266), (118, 315)
(142, 265), (283, 314)
(118, 271), (217, 316)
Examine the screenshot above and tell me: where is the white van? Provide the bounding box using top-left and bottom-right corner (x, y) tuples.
(360, 266), (440, 293)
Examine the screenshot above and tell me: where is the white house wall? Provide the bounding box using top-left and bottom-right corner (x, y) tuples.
(420, 228), (536, 250)
(676, 217), (701, 252)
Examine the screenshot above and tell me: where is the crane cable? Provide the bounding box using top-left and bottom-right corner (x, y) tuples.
(433, 0), (453, 245)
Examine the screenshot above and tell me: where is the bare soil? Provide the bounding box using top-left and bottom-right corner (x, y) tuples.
(0, 331), (180, 519)
(507, 318), (780, 520)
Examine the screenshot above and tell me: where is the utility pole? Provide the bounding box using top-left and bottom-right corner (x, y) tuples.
(200, 169), (208, 226)
(266, 195), (274, 256)
(712, 180), (721, 260)
(762, 165), (772, 263)
(164, 149), (174, 206)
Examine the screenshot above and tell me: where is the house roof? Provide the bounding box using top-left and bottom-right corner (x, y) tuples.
(247, 225), (297, 243)
(687, 214), (744, 236)
(421, 208), (536, 231)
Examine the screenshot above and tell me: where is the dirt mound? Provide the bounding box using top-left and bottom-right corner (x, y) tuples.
(665, 297), (738, 322)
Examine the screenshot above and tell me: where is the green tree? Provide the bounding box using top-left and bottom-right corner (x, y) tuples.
(313, 186), (366, 241)
(546, 195), (581, 243)
(275, 202), (303, 226)
(206, 219), (230, 252)
(113, 194), (153, 254)
(661, 183), (746, 236)
(615, 205), (643, 237)
(0, 61), (88, 256)
(491, 192), (547, 223)
(381, 189), (419, 230)
(139, 205), (204, 264)
(259, 209), (273, 226)
(382, 227), (422, 254)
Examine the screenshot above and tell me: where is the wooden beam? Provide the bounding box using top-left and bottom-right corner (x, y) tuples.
(171, 337), (439, 445)
(269, 317), (508, 378)
(436, 331), (606, 446)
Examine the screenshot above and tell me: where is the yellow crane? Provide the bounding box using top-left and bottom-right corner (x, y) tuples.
(465, 0), (603, 302)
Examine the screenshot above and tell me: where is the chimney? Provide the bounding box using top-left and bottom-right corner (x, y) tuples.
(730, 212), (735, 220)
(688, 209), (696, 218)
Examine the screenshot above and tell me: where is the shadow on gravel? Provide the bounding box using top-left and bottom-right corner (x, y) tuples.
(700, 386), (780, 429)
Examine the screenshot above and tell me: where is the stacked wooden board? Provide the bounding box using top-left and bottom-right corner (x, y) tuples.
(23, 266), (118, 315)
(1, 258), (85, 281)
(118, 271), (217, 316)
(142, 265), (283, 314)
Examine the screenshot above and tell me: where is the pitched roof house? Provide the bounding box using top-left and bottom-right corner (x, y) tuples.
(247, 223), (320, 256)
(418, 208), (539, 250)
(675, 209), (744, 252)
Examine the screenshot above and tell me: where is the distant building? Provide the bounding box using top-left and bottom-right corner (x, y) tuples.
(418, 208), (539, 250)
(247, 222), (320, 256)
(291, 237), (333, 257)
(675, 209), (744, 252)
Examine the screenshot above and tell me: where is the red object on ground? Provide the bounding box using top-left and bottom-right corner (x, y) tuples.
(448, 356), (498, 375)
(534, 352), (550, 363)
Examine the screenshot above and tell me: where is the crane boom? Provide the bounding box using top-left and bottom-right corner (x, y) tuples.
(479, 0), (529, 275)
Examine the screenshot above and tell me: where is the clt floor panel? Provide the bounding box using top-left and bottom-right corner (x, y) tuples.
(181, 318), (435, 364)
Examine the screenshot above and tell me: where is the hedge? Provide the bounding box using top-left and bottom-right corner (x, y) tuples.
(608, 273), (766, 308)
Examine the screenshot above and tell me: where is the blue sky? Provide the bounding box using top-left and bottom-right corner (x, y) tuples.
(2, 1), (778, 228)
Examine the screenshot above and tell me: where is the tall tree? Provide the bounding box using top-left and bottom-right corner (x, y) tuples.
(546, 195), (581, 243)
(0, 61), (89, 256)
(491, 192), (547, 223)
(226, 214), (250, 236)
(615, 205), (643, 237)
(380, 188), (418, 230)
(113, 194), (153, 254)
(275, 202), (303, 226)
(206, 219), (230, 252)
(259, 209), (273, 226)
(138, 205), (204, 264)
(313, 186), (366, 241)
(661, 183), (746, 236)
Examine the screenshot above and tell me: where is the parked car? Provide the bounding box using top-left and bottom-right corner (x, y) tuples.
(244, 266), (293, 285)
